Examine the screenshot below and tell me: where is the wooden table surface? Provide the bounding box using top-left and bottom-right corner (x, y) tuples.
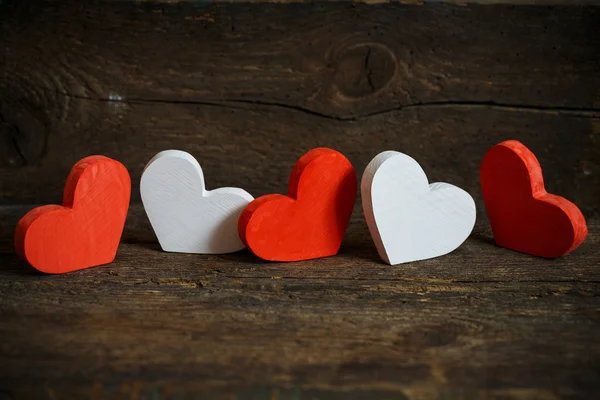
(0, 206), (599, 399)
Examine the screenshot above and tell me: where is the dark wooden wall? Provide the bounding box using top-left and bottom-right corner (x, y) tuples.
(1, 1), (599, 218)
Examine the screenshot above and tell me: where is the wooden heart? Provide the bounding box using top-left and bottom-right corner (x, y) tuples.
(141, 150), (254, 254)
(362, 151), (476, 265)
(480, 140), (587, 258)
(238, 148), (357, 262)
(14, 156), (131, 274)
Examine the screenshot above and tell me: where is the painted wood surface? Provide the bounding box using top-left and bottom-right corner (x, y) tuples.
(141, 150), (253, 254)
(239, 148), (357, 261)
(13, 156), (130, 274)
(480, 140), (588, 258)
(362, 151), (476, 265)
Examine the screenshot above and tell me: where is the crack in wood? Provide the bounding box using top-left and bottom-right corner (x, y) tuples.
(34, 87), (600, 121)
(1, 276), (598, 287)
(8, 131), (27, 165)
(0, 117), (26, 167)
(364, 46), (377, 93)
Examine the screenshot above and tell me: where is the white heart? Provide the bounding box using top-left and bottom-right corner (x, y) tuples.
(361, 151), (476, 265)
(140, 150), (254, 254)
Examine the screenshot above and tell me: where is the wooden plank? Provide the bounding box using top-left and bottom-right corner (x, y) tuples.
(0, 277), (599, 398)
(1, 2), (599, 205)
(2, 1), (599, 115)
(0, 207), (599, 398)
(2, 204), (600, 281)
(0, 98), (598, 213)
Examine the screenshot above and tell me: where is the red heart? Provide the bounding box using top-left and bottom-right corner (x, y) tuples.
(238, 148), (357, 261)
(15, 156), (131, 273)
(480, 140), (587, 258)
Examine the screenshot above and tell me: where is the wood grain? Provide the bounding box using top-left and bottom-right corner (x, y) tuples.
(481, 140), (588, 258)
(3, 1), (599, 113)
(1, 1), (599, 211)
(362, 151), (476, 265)
(0, 206), (599, 399)
(239, 148), (357, 262)
(0, 99), (598, 216)
(141, 150), (254, 254)
(14, 157), (131, 274)
(1, 1), (599, 398)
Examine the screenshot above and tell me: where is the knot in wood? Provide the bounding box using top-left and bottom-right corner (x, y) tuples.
(0, 101), (47, 168)
(333, 43), (396, 99)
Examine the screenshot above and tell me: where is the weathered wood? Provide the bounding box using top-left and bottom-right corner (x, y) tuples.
(2, 204), (600, 279)
(0, 99), (599, 215)
(1, 1), (599, 398)
(1, 1), (599, 208)
(3, 1), (599, 113)
(0, 205), (599, 399)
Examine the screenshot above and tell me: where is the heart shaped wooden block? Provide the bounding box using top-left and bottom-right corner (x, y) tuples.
(238, 148), (357, 262)
(362, 151), (476, 265)
(480, 140), (587, 258)
(141, 150), (254, 254)
(14, 156), (131, 274)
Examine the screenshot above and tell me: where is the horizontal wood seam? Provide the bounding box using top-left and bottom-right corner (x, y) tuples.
(14, 84), (600, 121)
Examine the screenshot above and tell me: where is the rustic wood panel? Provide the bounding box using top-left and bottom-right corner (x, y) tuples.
(0, 205), (599, 399)
(2, 205), (599, 280)
(1, 2), (600, 398)
(1, 99), (598, 216)
(1, 1), (599, 207)
(2, 1), (599, 116)
(2, 1), (599, 114)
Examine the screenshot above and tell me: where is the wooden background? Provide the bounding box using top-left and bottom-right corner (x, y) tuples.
(1, 1), (599, 399)
(2, 0), (600, 212)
